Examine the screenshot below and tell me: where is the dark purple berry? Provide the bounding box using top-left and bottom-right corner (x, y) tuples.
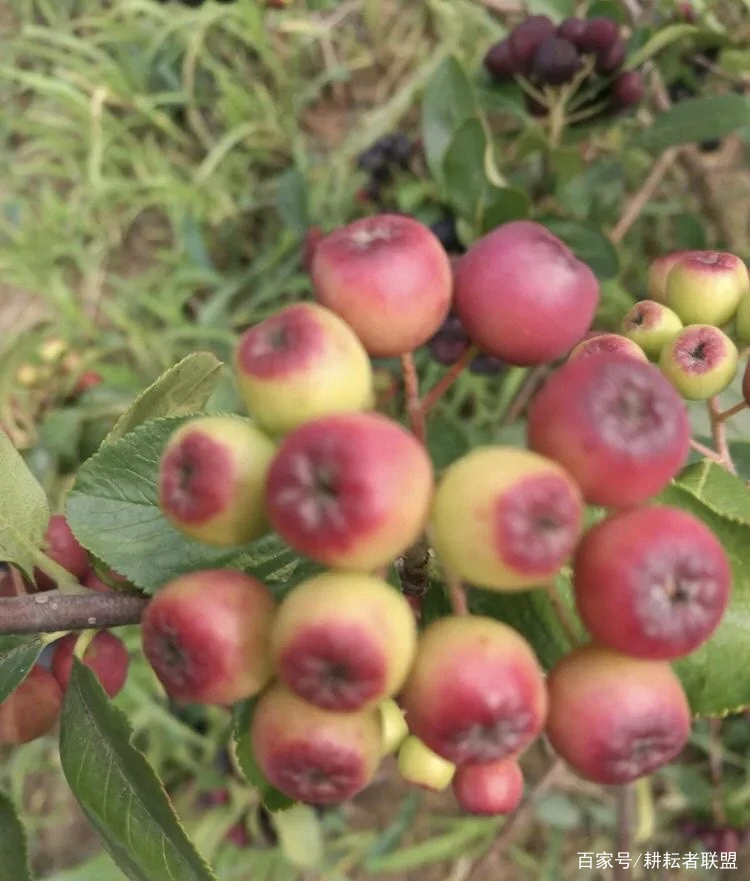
(428, 316), (470, 366)
(484, 39), (516, 79)
(557, 18), (587, 49)
(531, 37), (581, 86)
(509, 15), (556, 74)
(357, 144), (388, 174)
(430, 217), (464, 254)
(381, 133), (413, 169)
(699, 138), (722, 152)
(595, 38), (626, 75)
(469, 353), (506, 376)
(579, 17), (620, 54)
(613, 70), (645, 107)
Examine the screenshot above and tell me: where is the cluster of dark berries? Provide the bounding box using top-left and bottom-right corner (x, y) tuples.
(428, 314), (506, 376)
(356, 133), (415, 202)
(429, 214), (464, 255)
(484, 14), (645, 118)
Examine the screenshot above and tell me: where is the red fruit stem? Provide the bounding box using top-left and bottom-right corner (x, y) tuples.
(400, 353), (425, 444)
(689, 438), (726, 467)
(714, 400), (748, 424)
(0, 592), (148, 634)
(419, 345), (479, 415)
(706, 397), (737, 475)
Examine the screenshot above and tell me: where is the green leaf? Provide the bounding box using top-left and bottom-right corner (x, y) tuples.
(425, 410), (472, 472)
(480, 187), (531, 233)
(421, 56), (477, 184)
(0, 789), (33, 881)
(534, 217), (619, 279)
(675, 460), (750, 526)
(0, 635), (45, 703)
(231, 699), (295, 812)
(105, 353), (222, 446)
(442, 118), (492, 223)
(0, 431), (49, 576)
(272, 804), (324, 870)
(625, 24), (701, 71)
(642, 94), (750, 151)
(275, 169), (309, 237)
(59, 661), (217, 881)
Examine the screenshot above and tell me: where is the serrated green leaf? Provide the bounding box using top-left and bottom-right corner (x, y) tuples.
(624, 24), (701, 71)
(0, 431), (49, 576)
(0, 789), (33, 881)
(675, 460), (750, 526)
(642, 94), (750, 151)
(0, 635), (45, 703)
(59, 661), (217, 881)
(105, 353), (222, 446)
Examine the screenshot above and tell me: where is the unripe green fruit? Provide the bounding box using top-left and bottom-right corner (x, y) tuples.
(233, 302), (374, 436)
(158, 415), (275, 547)
(378, 699), (409, 756)
(659, 325), (738, 401)
(647, 251), (690, 304)
(621, 300), (683, 360)
(397, 736), (456, 791)
(665, 251), (749, 327)
(431, 446), (584, 591)
(568, 332), (647, 363)
(269, 571), (417, 712)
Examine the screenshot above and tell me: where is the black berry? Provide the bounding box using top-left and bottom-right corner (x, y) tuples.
(430, 216), (464, 254)
(613, 70), (645, 107)
(595, 38), (626, 75)
(428, 316), (470, 366)
(579, 17), (620, 55)
(484, 39), (517, 80)
(509, 15), (557, 74)
(469, 353), (506, 376)
(557, 18), (588, 49)
(531, 37), (581, 86)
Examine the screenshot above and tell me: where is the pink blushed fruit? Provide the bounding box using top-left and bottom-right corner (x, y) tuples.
(574, 506), (731, 660)
(648, 251), (691, 304)
(33, 514), (90, 591)
(265, 412), (433, 571)
(659, 324), (738, 400)
(399, 616), (547, 765)
(233, 302), (374, 436)
(453, 221), (599, 366)
(250, 684), (381, 804)
(621, 300), (683, 360)
(568, 332), (648, 363)
(51, 631), (130, 698)
(452, 758), (525, 816)
(430, 446), (584, 591)
(158, 415), (276, 547)
(545, 645), (691, 784)
(527, 353), (690, 507)
(0, 666), (62, 744)
(310, 214), (453, 357)
(665, 251), (749, 326)
(141, 570), (277, 705)
(269, 572), (417, 711)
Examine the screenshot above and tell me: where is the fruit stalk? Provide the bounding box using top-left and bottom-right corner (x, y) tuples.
(0, 592), (148, 634)
(400, 353), (425, 443)
(715, 400), (748, 423)
(707, 396), (736, 474)
(419, 344), (479, 415)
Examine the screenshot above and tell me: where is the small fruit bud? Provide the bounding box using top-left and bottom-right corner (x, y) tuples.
(397, 736), (455, 791)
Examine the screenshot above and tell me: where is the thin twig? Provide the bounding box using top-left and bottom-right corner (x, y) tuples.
(0, 592), (149, 634)
(400, 353), (425, 444)
(707, 396), (737, 474)
(614, 784), (635, 881)
(497, 366), (550, 429)
(715, 400), (748, 424)
(419, 345), (478, 416)
(689, 438), (726, 466)
(609, 149), (680, 244)
(708, 718), (727, 826)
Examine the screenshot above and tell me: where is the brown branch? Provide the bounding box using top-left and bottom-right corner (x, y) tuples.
(400, 353), (425, 444)
(715, 400), (748, 424)
(0, 592), (149, 634)
(419, 345), (479, 416)
(707, 396), (737, 474)
(609, 149), (680, 245)
(497, 365), (550, 428)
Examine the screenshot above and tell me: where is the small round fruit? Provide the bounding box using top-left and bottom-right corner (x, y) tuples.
(310, 214), (453, 357)
(452, 758), (524, 816)
(430, 447), (583, 591)
(141, 570), (277, 705)
(83, 571), (113, 593)
(621, 300), (684, 360)
(613, 70), (646, 107)
(398, 736), (456, 791)
(578, 17), (620, 54)
(265, 412), (433, 571)
(531, 37), (581, 86)
(379, 699), (409, 756)
(509, 15), (556, 74)
(0, 666), (62, 744)
(251, 684), (381, 804)
(428, 315), (470, 366)
(595, 38), (626, 75)
(568, 332), (648, 363)
(665, 251), (749, 326)
(484, 39), (516, 79)
(545, 645), (691, 785)
(158, 415), (275, 548)
(659, 324), (738, 401)
(574, 506), (731, 660)
(527, 353), (690, 507)
(233, 302), (374, 436)
(453, 221), (599, 366)
(648, 251), (691, 303)
(34, 514), (89, 591)
(557, 18), (587, 49)
(400, 616), (547, 765)
(51, 631), (130, 698)
(270, 572), (417, 711)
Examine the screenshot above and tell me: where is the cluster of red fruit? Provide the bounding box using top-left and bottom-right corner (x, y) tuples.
(484, 14), (645, 117)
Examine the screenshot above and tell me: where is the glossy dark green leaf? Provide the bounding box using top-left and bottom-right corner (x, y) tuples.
(0, 635), (44, 703)
(0, 789), (32, 881)
(421, 56), (477, 183)
(642, 94), (750, 151)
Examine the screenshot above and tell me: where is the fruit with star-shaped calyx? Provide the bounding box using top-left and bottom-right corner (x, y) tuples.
(659, 324), (738, 401)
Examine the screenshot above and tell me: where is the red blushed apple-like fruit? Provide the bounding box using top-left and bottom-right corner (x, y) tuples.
(400, 616), (547, 765)
(158, 415), (276, 548)
(51, 631), (130, 698)
(665, 251), (750, 327)
(574, 506), (731, 660)
(453, 221), (599, 366)
(545, 645), (691, 784)
(568, 332), (648, 363)
(452, 758), (525, 816)
(250, 684), (382, 804)
(310, 214), (453, 357)
(233, 302), (374, 436)
(265, 412), (433, 571)
(659, 324), (738, 401)
(0, 666), (63, 744)
(430, 447), (584, 591)
(33, 514), (90, 591)
(141, 570), (277, 705)
(83, 571), (113, 592)
(527, 353), (690, 508)
(621, 299), (683, 361)
(648, 251), (691, 304)
(270, 572), (417, 712)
